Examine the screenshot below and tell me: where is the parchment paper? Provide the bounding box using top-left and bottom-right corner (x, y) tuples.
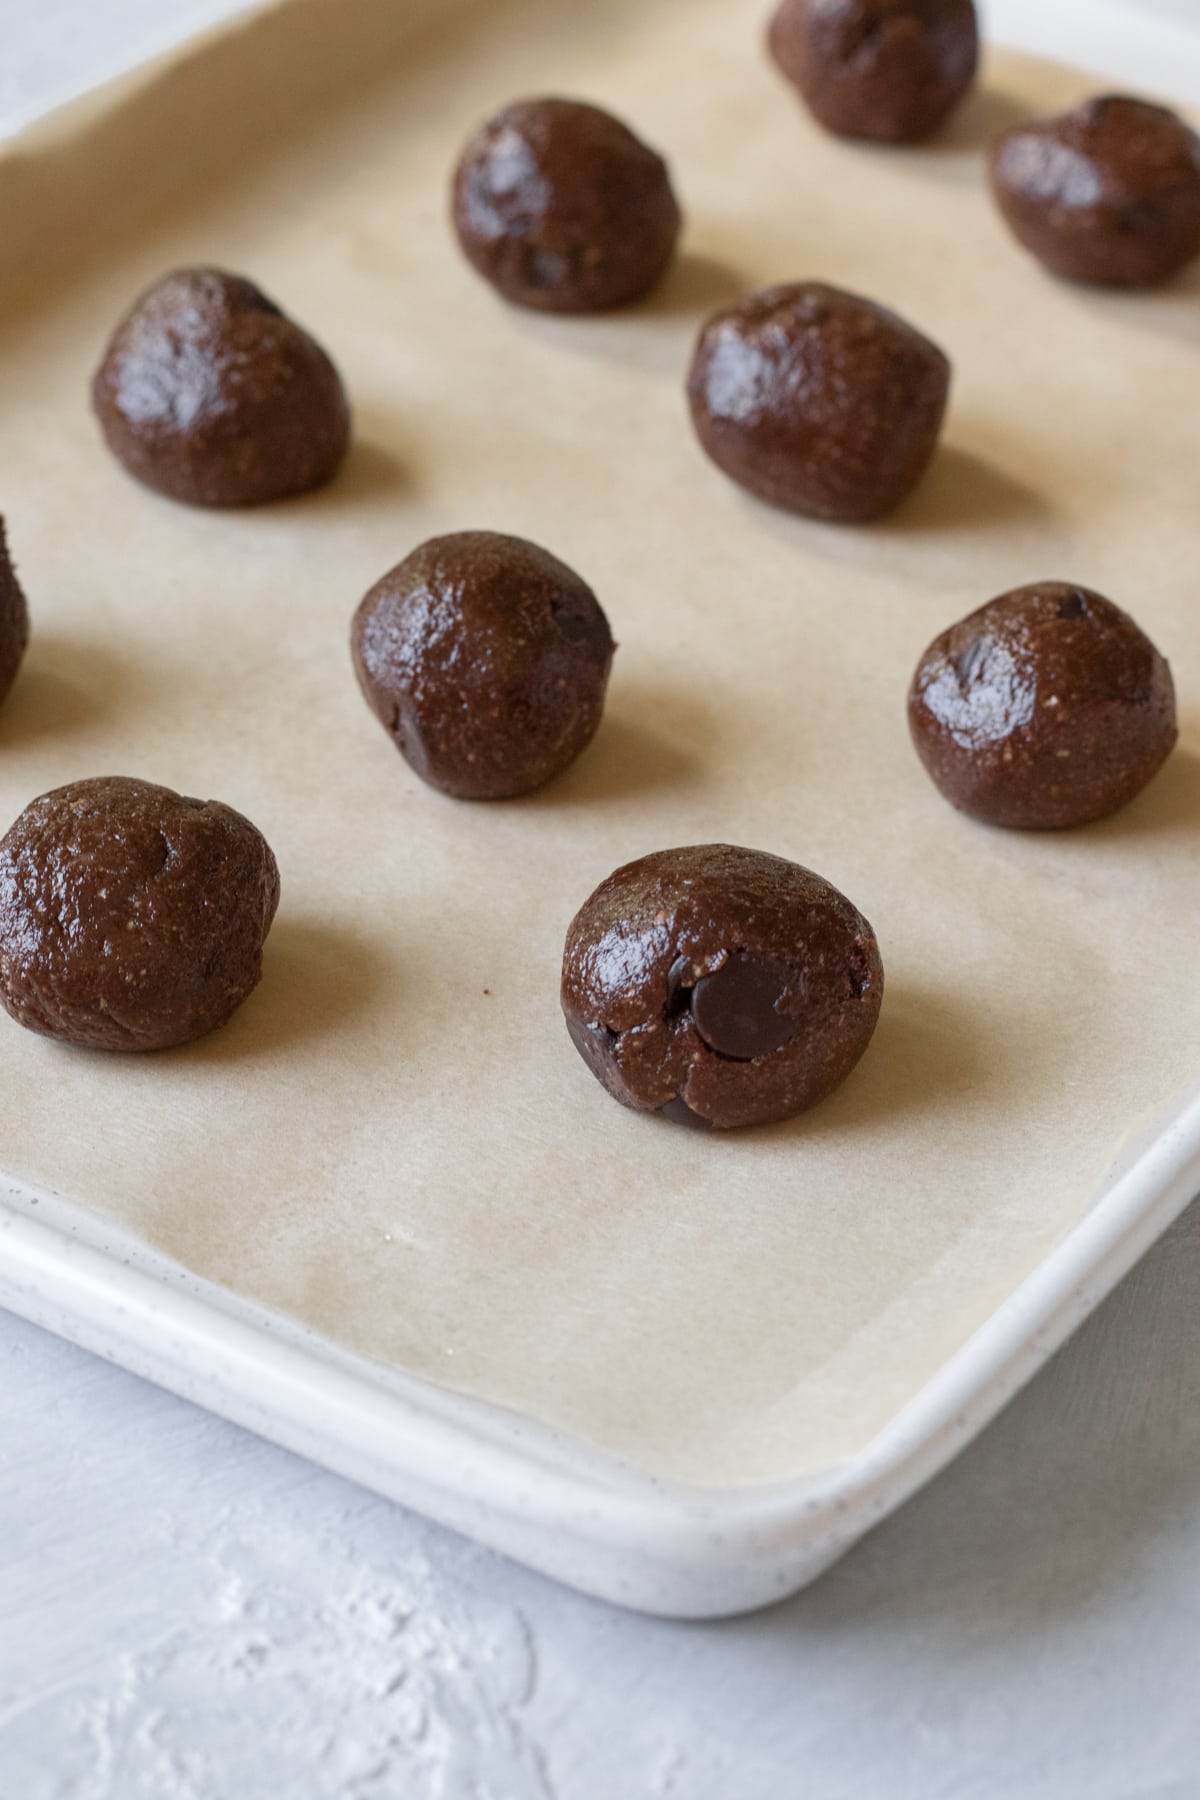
(0, 0), (1197, 1488)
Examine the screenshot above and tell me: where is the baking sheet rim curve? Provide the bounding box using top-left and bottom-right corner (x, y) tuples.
(4, 1081), (1200, 1616)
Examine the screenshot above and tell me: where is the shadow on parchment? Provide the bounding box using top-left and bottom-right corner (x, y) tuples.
(278, 437), (410, 515)
(884, 444), (1050, 537)
(910, 83), (1032, 173)
(783, 983), (990, 1143)
(634, 251), (748, 322)
(1054, 259), (1200, 353)
(634, 983), (995, 1145)
(523, 682), (719, 812)
(810, 86), (1030, 192)
(715, 442), (1049, 572)
(174, 916), (397, 1067)
(1073, 744), (1200, 850)
(508, 253), (746, 375)
(0, 636), (143, 750)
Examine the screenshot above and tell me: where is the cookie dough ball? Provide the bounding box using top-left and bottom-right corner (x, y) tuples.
(452, 97), (682, 311)
(989, 97), (1200, 288)
(352, 531), (615, 800)
(768, 0), (979, 144)
(0, 517), (30, 711)
(562, 844), (883, 1130)
(908, 583), (1177, 829)
(687, 282), (950, 522)
(0, 777), (280, 1051)
(91, 267), (351, 506)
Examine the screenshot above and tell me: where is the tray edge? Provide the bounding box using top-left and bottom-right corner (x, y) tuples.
(5, 1084), (1200, 1617)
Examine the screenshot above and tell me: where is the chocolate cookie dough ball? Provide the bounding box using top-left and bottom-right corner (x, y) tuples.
(91, 267), (351, 505)
(687, 282), (949, 522)
(989, 97), (1200, 288)
(562, 844), (883, 1130)
(0, 518), (30, 711)
(768, 0), (979, 144)
(908, 583), (1177, 829)
(0, 777), (280, 1051)
(452, 97), (682, 311)
(352, 531), (614, 800)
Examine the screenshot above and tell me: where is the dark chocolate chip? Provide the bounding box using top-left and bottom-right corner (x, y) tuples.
(665, 953), (694, 1016)
(560, 843), (884, 1130)
(550, 597), (614, 662)
(565, 1012), (619, 1085)
(659, 1094), (713, 1130)
(691, 953), (799, 1061)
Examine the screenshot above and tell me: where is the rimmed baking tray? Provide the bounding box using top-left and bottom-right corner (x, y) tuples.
(1, 0), (1198, 1617)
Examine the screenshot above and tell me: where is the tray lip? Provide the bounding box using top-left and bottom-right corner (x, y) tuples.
(2, 0), (1200, 1618)
(5, 1082), (1200, 1615)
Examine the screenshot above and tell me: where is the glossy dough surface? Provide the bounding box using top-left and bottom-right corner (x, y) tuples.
(0, 777), (280, 1051)
(908, 583), (1177, 829)
(768, 0), (979, 143)
(91, 267), (351, 505)
(561, 844), (883, 1129)
(989, 96), (1200, 287)
(452, 97), (682, 311)
(687, 282), (950, 522)
(352, 530), (615, 799)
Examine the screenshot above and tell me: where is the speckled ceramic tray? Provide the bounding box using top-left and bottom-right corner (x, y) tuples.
(1, 0), (1199, 1616)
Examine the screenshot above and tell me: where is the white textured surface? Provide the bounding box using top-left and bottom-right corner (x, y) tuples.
(3, 0), (1200, 1791)
(5, 1205), (1200, 1797)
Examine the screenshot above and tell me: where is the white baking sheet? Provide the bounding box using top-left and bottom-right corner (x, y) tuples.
(0, 0), (1199, 1611)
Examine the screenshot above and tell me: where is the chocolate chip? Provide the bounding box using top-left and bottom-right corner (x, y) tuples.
(565, 1012), (619, 1084)
(550, 597), (614, 662)
(561, 845), (883, 1129)
(690, 953), (799, 1061)
(664, 953), (694, 1016)
(659, 1094), (712, 1130)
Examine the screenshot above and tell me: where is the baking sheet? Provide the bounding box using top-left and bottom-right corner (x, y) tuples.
(0, 0), (1197, 1490)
